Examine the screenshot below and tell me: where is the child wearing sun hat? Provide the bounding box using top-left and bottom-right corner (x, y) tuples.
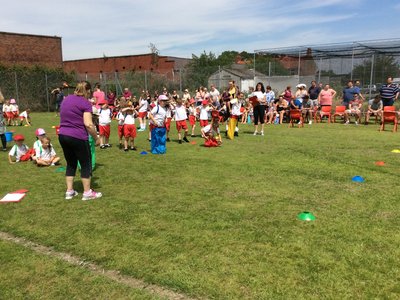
(2, 99), (12, 126)
(10, 99), (19, 126)
(33, 128), (47, 152)
(98, 99), (112, 149)
(149, 95), (168, 154)
(8, 134), (35, 164)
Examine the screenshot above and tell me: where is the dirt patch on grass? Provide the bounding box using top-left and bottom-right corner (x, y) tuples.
(0, 231), (199, 300)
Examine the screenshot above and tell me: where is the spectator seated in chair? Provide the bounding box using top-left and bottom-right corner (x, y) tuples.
(344, 93), (362, 125)
(365, 95), (383, 124)
(301, 95), (314, 125)
(274, 95), (288, 124)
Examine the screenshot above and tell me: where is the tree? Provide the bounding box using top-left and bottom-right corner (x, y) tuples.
(184, 51), (219, 89)
(352, 55), (400, 85)
(148, 43), (160, 67)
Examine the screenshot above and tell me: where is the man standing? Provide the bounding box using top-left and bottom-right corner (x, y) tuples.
(379, 76), (399, 107)
(308, 80), (321, 107)
(123, 88), (132, 101)
(342, 80), (362, 108)
(209, 84), (221, 109)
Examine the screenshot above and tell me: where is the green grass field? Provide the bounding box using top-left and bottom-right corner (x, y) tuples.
(1, 112), (400, 299)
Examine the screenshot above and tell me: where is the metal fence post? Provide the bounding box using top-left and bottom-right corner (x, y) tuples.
(297, 48), (301, 83)
(45, 73), (50, 111)
(179, 69), (182, 93)
(218, 65), (221, 90)
(144, 71), (147, 91)
(369, 54), (375, 100)
(350, 44), (355, 80)
(14, 71), (19, 102)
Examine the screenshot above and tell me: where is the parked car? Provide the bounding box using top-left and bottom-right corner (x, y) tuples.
(362, 84), (377, 92)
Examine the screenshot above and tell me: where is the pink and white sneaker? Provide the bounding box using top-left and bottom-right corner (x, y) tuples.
(82, 189), (102, 201)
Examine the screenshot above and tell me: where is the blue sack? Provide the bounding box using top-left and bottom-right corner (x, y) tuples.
(151, 127), (167, 154)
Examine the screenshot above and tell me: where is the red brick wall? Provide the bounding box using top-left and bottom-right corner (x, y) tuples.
(0, 31), (62, 68)
(63, 54), (190, 77)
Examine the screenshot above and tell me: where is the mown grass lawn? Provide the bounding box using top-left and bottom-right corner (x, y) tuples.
(0, 112), (400, 299)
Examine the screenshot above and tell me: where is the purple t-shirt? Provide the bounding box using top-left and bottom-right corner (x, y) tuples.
(59, 94), (92, 140)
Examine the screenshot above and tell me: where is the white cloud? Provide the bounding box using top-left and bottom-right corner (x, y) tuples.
(0, 0), (396, 60)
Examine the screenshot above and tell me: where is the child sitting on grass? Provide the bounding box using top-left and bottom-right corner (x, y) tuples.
(35, 136), (60, 166)
(32, 128), (48, 162)
(8, 134), (35, 164)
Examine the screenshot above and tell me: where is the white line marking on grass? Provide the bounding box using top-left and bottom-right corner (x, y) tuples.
(0, 231), (199, 300)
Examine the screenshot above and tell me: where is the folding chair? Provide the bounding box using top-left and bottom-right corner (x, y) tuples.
(288, 109), (304, 128)
(316, 106), (332, 123)
(380, 107), (398, 132)
(383, 106), (396, 112)
(331, 106), (346, 123)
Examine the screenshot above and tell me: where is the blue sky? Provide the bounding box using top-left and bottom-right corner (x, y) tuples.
(1, 0), (399, 60)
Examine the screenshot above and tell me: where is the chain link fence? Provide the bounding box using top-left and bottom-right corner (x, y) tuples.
(255, 39), (400, 99)
(75, 69), (188, 97)
(0, 65), (75, 111)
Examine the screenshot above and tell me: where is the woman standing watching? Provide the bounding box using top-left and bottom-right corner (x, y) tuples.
(58, 81), (102, 201)
(318, 84), (336, 107)
(252, 82), (267, 136)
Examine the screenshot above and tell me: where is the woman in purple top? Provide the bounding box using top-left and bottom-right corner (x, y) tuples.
(58, 81), (102, 201)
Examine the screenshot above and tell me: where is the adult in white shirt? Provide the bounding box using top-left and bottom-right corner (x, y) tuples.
(252, 82), (267, 136)
(182, 89), (191, 102)
(209, 84), (221, 109)
(265, 86), (275, 107)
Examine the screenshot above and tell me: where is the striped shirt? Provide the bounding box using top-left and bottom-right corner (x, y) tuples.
(380, 84), (399, 100)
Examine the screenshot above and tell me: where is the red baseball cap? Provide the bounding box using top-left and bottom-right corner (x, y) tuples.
(14, 134), (25, 141)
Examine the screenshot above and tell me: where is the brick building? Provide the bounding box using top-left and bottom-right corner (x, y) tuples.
(0, 31), (62, 68)
(276, 48), (317, 76)
(63, 54), (191, 79)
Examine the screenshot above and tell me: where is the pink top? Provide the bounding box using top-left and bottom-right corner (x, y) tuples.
(319, 89), (334, 106)
(93, 90), (105, 107)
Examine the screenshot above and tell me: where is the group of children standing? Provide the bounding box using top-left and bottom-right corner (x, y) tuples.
(2, 98), (31, 126)
(91, 91), (234, 152)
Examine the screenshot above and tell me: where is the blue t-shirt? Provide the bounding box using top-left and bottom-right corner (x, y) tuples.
(295, 99), (302, 109)
(343, 87), (360, 103)
(291, 98), (302, 109)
